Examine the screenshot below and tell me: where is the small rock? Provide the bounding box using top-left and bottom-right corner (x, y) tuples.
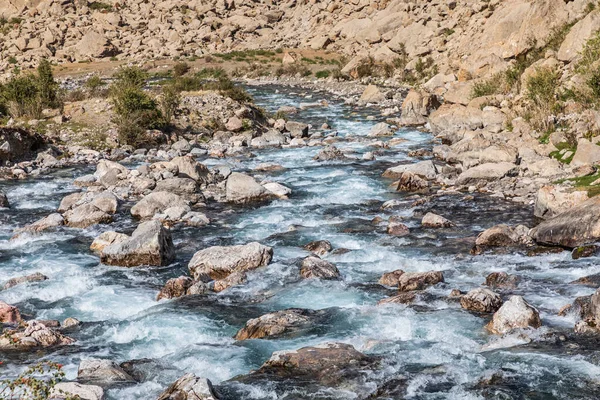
(303, 240), (333, 256)
(486, 295), (541, 334)
(398, 271), (444, 292)
(378, 270), (405, 286)
(300, 256), (340, 279)
(78, 359), (134, 385)
(421, 212), (454, 228)
(460, 288), (503, 313)
(2, 272), (48, 290)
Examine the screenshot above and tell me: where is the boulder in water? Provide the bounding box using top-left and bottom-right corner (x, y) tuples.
(226, 172), (273, 204)
(2, 272), (48, 290)
(285, 121), (309, 138)
(77, 359), (134, 385)
(398, 271), (444, 292)
(158, 373), (220, 400)
(131, 191), (189, 220)
(530, 196), (600, 248)
(313, 145), (347, 161)
(378, 270), (405, 286)
(0, 301), (22, 324)
(368, 122), (393, 137)
(394, 171), (429, 193)
(12, 213), (64, 239)
(157, 276), (194, 300)
(90, 231), (129, 254)
(485, 272), (519, 290)
(0, 321), (74, 350)
(100, 221), (175, 267)
(188, 242), (273, 281)
(460, 288), (503, 313)
(303, 240), (333, 256)
(50, 382), (104, 400)
(422, 212), (454, 228)
(486, 295), (541, 334)
(475, 224), (531, 248)
(234, 308), (324, 340)
(300, 256), (340, 279)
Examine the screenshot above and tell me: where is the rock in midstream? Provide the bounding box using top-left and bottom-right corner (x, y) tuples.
(188, 242), (273, 281)
(234, 308), (327, 340)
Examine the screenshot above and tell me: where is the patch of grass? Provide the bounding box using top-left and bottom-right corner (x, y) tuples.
(275, 63), (312, 77)
(214, 49), (276, 62)
(555, 171), (600, 197)
(195, 67), (227, 79)
(172, 62), (190, 77)
(525, 67), (561, 131)
(471, 77), (501, 98)
(315, 70), (331, 79)
(88, 1), (113, 11)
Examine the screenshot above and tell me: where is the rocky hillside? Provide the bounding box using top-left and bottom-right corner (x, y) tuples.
(0, 0), (593, 78)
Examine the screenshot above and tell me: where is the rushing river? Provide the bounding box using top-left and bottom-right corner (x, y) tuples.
(1, 85), (600, 399)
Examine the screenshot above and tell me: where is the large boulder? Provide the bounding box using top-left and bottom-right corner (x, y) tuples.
(12, 213), (64, 238)
(158, 374), (220, 400)
(74, 31), (118, 59)
(382, 160), (438, 180)
(131, 191), (189, 220)
(50, 382), (104, 400)
(557, 10), (600, 62)
(285, 121), (309, 138)
(399, 89), (440, 126)
(460, 288), (503, 313)
(421, 212), (454, 228)
(456, 162), (518, 185)
(188, 242), (273, 281)
(242, 342), (378, 386)
(90, 231), (129, 254)
(397, 271), (444, 292)
(77, 359), (134, 385)
(313, 145), (347, 161)
(225, 172), (273, 204)
(475, 224), (530, 247)
(571, 138), (600, 167)
(486, 295), (541, 334)
(530, 196), (600, 248)
(100, 221), (175, 267)
(234, 308), (324, 340)
(300, 256), (340, 279)
(171, 156), (209, 182)
(534, 185), (589, 219)
(0, 321), (74, 350)
(359, 85), (385, 103)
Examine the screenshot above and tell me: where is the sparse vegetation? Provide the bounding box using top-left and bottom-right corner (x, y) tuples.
(0, 361), (77, 400)
(172, 62), (190, 77)
(88, 1), (113, 11)
(315, 70), (331, 79)
(525, 67), (561, 131)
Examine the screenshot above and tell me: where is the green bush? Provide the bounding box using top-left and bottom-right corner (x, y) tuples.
(195, 67), (227, 79)
(525, 67), (561, 131)
(88, 1), (112, 11)
(471, 77), (501, 99)
(37, 59), (60, 109)
(110, 66), (162, 146)
(160, 83), (180, 125)
(205, 76), (253, 103)
(315, 70), (331, 79)
(173, 62), (190, 77)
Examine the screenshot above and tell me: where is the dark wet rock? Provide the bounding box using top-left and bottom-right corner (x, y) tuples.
(300, 256), (340, 279)
(0, 191), (8, 208)
(530, 196), (600, 248)
(387, 218), (409, 236)
(486, 296), (541, 334)
(370, 377), (408, 399)
(186, 281), (211, 295)
(393, 171), (429, 193)
(573, 289), (600, 334)
(421, 212), (454, 228)
(225, 172), (273, 204)
(0, 301), (22, 324)
(398, 271), (444, 292)
(377, 292), (419, 305)
(572, 245), (599, 260)
(100, 220), (175, 267)
(460, 288), (503, 313)
(211, 271), (247, 292)
(378, 269), (405, 286)
(131, 191), (189, 220)
(559, 295), (592, 320)
(237, 342), (378, 388)
(0, 127), (45, 165)
(188, 242), (273, 281)
(313, 145), (347, 161)
(0, 321), (74, 350)
(158, 373), (220, 400)
(303, 240), (333, 256)
(485, 272), (520, 290)
(2, 272), (48, 290)
(234, 308), (325, 340)
(571, 273), (600, 287)
(50, 382), (104, 400)
(157, 276), (194, 300)
(90, 231), (129, 254)
(525, 245), (565, 256)
(77, 359), (134, 385)
(119, 358), (161, 383)
(12, 213), (64, 239)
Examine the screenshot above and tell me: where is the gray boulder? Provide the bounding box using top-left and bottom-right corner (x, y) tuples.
(77, 359), (134, 385)
(131, 191), (189, 220)
(100, 221), (174, 267)
(158, 374), (219, 400)
(188, 242), (273, 281)
(225, 172), (273, 204)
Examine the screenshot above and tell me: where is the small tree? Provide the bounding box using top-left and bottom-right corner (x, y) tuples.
(173, 62), (190, 78)
(36, 59), (59, 109)
(160, 83), (180, 125)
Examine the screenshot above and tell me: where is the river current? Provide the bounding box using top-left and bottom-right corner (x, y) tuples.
(1, 85), (600, 399)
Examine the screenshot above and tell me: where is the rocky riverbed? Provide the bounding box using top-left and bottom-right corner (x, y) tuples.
(2, 85), (600, 400)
